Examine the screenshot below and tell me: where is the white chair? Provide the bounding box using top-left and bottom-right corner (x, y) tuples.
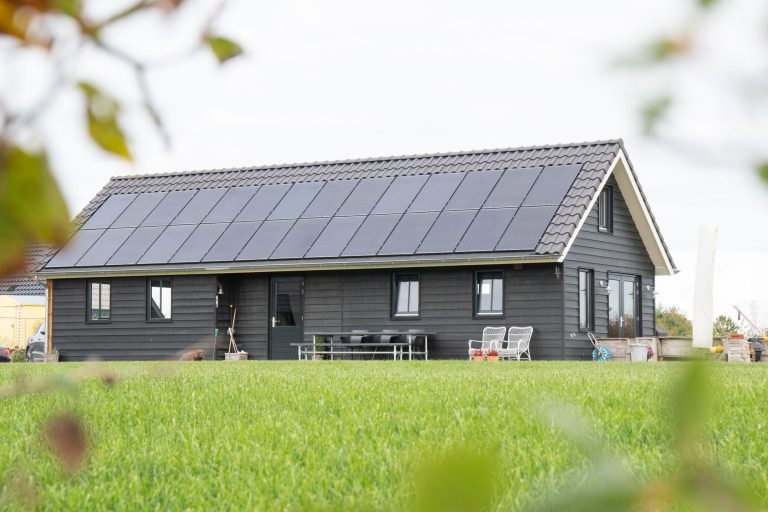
(499, 326), (533, 361)
(468, 327), (506, 359)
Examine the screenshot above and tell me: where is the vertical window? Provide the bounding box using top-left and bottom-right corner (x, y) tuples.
(475, 271), (503, 316)
(87, 280), (111, 322)
(597, 185), (613, 233)
(392, 273), (419, 317)
(578, 269), (594, 330)
(148, 278), (172, 320)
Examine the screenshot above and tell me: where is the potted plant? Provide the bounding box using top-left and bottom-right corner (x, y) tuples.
(45, 348), (59, 363)
(313, 337), (329, 360)
(472, 349), (484, 361)
(486, 349), (499, 362)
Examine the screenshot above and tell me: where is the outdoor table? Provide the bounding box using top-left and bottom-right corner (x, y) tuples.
(292, 331), (435, 360)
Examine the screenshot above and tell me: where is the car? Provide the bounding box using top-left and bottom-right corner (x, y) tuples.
(0, 346), (10, 363)
(26, 323), (47, 362)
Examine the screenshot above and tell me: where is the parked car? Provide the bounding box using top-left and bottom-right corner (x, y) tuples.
(26, 323), (47, 362)
(0, 346), (10, 363)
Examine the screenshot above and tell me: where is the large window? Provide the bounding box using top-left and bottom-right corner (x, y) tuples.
(87, 280), (111, 322)
(578, 269), (594, 331)
(597, 185), (613, 233)
(392, 273), (419, 317)
(147, 278), (173, 321)
(475, 271), (503, 316)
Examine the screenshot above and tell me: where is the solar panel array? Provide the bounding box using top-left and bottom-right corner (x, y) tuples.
(45, 164), (582, 268)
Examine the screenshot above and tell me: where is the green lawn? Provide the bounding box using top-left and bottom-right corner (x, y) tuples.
(0, 361), (765, 511)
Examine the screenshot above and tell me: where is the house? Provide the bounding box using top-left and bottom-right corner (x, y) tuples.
(0, 244), (48, 349)
(35, 140), (676, 361)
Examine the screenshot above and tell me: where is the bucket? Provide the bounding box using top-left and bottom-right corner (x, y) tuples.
(629, 344), (648, 362)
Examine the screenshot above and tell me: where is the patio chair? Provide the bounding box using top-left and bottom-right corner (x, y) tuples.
(340, 330), (370, 360)
(408, 329), (426, 359)
(499, 326), (533, 361)
(468, 326), (506, 359)
(371, 329), (400, 360)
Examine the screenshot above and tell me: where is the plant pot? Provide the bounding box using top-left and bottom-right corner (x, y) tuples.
(472, 355), (484, 361)
(44, 353), (59, 363)
(487, 355), (499, 362)
(224, 352), (248, 361)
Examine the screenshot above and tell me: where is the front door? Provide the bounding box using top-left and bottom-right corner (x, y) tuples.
(607, 274), (640, 338)
(269, 276), (304, 360)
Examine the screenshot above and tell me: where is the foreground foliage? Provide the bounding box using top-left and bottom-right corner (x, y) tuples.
(0, 361), (765, 510)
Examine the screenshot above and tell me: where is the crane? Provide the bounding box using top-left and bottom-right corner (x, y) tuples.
(733, 305), (767, 337)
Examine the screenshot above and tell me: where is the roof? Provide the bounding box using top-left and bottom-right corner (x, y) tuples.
(38, 139), (676, 276)
(0, 244), (48, 296)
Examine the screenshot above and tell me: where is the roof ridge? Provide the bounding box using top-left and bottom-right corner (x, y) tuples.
(110, 138), (623, 181)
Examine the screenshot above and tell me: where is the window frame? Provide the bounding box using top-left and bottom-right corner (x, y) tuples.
(391, 272), (421, 319)
(597, 185), (614, 233)
(146, 277), (174, 322)
(473, 270), (505, 318)
(578, 268), (594, 331)
(86, 279), (112, 323)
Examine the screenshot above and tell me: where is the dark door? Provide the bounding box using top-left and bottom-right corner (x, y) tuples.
(269, 276), (304, 360)
(607, 274), (640, 338)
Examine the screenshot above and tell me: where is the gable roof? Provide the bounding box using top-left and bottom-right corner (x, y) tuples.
(0, 243), (48, 296)
(37, 139), (676, 277)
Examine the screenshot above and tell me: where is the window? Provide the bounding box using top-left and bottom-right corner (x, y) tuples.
(147, 278), (172, 320)
(475, 271), (503, 316)
(87, 280), (111, 322)
(578, 269), (594, 330)
(597, 185), (613, 233)
(392, 273), (419, 317)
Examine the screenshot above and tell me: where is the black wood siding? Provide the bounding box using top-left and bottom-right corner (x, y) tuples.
(562, 176), (656, 359)
(52, 275), (216, 361)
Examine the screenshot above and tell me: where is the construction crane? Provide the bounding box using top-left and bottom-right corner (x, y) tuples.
(733, 305), (767, 337)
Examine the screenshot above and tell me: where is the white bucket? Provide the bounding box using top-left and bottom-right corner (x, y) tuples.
(629, 344), (648, 362)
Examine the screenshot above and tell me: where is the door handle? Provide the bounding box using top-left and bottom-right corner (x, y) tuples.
(272, 317), (277, 328)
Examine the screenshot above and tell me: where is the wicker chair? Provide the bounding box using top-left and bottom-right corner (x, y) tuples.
(468, 326), (506, 359)
(499, 326), (533, 361)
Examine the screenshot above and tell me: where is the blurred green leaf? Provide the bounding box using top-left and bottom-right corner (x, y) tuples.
(697, 0), (719, 9)
(78, 81), (132, 160)
(641, 95), (672, 135)
(756, 162), (768, 184)
(51, 0), (82, 16)
(205, 35), (243, 64)
(0, 145), (70, 276)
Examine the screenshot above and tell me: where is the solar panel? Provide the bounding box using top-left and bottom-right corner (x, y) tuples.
(46, 229), (105, 268)
(484, 167), (542, 208)
(495, 206), (558, 251)
(141, 190), (196, 227)
(336, 177), (393, 216)
(236, 184), (291, 221)
(455, 208), (517, 253)
(107, 226), (165, 265)
(203, 186), (260, 223)
(76, 228), (134, 267)
(268, 182), (323, 220)
(341, 214), (401, 256)
(172, 189), (226, 225)
(203, 222), (261, 262)
(407, 172), (465, 212)
(522, 164), (581, 206)
(378, 212), (439, 255)
(138, 225), (195, 264)
(416, 210), (477, 254)
(236, 220), (294, 261)
(371, 174), (428, 214)
(170, 223), (229, 263)
(111, 192), (167, 228)
(301, 180), (357, 218)
(270, 218), (330, 259)
(445, 170), (502, 210)
(305, 216), (365, 258)
(82, 195), (136, 229)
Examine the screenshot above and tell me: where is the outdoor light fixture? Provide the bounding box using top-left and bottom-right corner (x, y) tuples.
(218, 283), (224, 295)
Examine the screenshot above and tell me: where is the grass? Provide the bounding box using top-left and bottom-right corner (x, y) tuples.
(0, 361), (766, 510)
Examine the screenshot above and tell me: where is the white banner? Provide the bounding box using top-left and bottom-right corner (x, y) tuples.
(692, 226), (718, 348)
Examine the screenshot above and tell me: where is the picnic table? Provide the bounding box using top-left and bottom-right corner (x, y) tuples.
(291, 330), (434, 361)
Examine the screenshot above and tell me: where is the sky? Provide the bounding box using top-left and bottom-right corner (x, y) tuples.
(11, 0), (768, 327)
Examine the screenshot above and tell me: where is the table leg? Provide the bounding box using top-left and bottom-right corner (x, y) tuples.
(409, 335), (413, 361)
(425, 336), (429, 361)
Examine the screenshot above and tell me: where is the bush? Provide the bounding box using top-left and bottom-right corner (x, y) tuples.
(10, 348), (25, 363)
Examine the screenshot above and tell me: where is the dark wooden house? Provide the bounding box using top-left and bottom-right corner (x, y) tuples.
(35, 140), (676, 361)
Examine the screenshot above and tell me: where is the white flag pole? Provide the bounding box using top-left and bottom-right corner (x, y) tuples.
(692, 226), (718, 348)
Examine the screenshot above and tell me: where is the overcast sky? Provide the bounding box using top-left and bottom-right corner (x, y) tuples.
(22, 0), (768, 325)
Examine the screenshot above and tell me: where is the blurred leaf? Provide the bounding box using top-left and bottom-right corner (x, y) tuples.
(697, 0), (719, 9)
(205, 34), (243, 64)
(78, 81), (132, 160)
(0, 145), (69, 276)
(756, 162), (768, 184)
(44, 414), (88, 473)
(649, 36), (692, 62)
(640, 95), (672, 135)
